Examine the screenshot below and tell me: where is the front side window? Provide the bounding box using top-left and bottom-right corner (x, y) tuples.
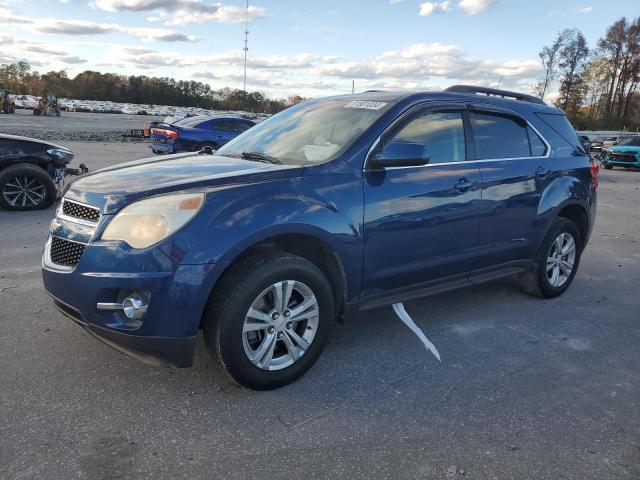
(381, 111), (466, 164)
(216, 99), (393, 165)
(471, 111), (531, 159)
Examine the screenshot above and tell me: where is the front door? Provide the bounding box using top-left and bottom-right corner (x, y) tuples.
(362, 105), (482, 296)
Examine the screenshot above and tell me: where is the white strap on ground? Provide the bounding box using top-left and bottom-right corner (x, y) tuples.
(392, 303), (442, 362)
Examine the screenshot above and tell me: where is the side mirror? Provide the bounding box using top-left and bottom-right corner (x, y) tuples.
(369, 142), (429, 168)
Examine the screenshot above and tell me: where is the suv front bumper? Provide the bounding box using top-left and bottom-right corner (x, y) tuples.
(49, 294), (197, 367)
(42, 235), (228, 368)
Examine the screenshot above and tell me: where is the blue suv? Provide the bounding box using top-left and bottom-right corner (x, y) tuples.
(42, 86), (598, 390)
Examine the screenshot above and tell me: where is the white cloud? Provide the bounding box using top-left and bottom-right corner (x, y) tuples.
(578, 6), (593, 13)
(390, 0), (405, 4)
(419, 1), (450, 16)
(0, 8), (198, 42)
(94, 0), (267, 25)
(0, 33), (87, 66)
(458, 0), (499, 16)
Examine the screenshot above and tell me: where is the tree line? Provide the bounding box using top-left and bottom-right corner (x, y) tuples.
(535, 16), (640, 130)
(0, 61), (303, 114)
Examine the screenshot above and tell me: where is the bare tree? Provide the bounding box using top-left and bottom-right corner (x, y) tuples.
(536, 30), (569, 100)
(556, 29), (589, 115)
(598, 18), (627, 117)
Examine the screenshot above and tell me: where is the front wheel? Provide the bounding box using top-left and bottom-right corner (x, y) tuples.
(203, 254), (335, 390)
(520, 218), (582, 298)
(603, 163), (613, 170)
(0, 163), (56, 210)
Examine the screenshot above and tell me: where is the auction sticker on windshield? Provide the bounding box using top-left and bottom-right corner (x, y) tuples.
(344, 100), (388, 110)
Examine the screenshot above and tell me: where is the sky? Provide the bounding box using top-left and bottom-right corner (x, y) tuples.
(0, 0), (638, 100)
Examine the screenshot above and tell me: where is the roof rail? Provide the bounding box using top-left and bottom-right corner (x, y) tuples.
(445, 85), (546, 105)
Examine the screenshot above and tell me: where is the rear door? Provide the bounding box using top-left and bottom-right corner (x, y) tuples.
(363, 104), (482, 294)
(470, 105), (552, 269)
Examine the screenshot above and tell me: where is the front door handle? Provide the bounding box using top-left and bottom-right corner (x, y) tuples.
(454, 177), (477, 192)
(536, 166), (551, 178)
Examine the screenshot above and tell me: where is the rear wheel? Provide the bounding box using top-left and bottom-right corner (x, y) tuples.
(203, 253), (334, 390)
(520, 218), (582, 298)
(0, 163), (56, 211)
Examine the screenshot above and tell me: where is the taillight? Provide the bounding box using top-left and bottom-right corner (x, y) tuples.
(589, 157), (599, 190)
(151, 128), (178, 139)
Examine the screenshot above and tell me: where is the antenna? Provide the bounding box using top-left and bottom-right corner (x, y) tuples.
(243, 0), (249, 93)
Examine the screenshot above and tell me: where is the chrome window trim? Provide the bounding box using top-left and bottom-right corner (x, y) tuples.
(363, 103), (552, 172)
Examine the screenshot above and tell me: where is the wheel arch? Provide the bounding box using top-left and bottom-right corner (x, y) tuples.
(199, 231), (349, 328)
(556, 203), (589, 250)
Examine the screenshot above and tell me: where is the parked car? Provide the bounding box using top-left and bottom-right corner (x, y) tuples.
(590, 139), (604, 153)
(42, 86), (597, 390)
(579, 135), (592, 153)
(0, 134), (87, 210)
(601, 135), (640, 169)
(149, 115), (255, 154)
(601, 136), (619, 150)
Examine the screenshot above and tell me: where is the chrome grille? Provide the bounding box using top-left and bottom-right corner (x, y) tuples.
(50, 236), (86, 267)
(61, 199), (101, 222)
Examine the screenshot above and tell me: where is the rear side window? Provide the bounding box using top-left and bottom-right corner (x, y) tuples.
(536, 113), (583, 152)
(527, 126), (547, 156)
(214, 119), (251, 133)
(471, 112), (530, 159)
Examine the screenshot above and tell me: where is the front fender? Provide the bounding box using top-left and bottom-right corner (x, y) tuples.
(157, 171), (364, 300)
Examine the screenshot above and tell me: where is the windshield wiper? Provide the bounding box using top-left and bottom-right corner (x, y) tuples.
(241, 151), (281, 164)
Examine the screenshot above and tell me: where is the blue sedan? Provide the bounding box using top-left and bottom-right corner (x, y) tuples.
(149, 115), (256, 154)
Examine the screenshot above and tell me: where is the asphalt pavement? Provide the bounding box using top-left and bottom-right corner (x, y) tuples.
(0, 142), (638, 479)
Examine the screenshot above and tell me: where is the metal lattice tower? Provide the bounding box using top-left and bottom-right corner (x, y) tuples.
(243, 0), (249, 92)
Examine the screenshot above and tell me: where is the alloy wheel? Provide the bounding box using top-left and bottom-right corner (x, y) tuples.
(2, 176), (47, 208)
(546, 232), (576, 287)
(242, 280), (319, 371)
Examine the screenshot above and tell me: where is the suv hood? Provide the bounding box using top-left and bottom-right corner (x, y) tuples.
(65, 153), (302, 214)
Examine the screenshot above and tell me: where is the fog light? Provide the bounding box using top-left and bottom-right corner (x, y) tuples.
(122, 293), (148, 319)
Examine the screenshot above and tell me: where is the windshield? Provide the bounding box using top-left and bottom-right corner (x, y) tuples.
(216, 98), (392, 165)
(616, 136), (640, 146)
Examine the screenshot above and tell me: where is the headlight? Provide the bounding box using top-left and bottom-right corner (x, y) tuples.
(47, 148), (74, 162)
(102, 193), (205, 249)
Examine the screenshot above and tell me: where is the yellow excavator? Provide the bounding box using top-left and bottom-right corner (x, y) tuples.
(0, 89), (15, 114)
(33, 94), (61, 117)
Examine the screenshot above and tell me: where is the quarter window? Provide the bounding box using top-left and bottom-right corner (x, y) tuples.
(471, 112), (532, 159)
(382, 111), (466, 164)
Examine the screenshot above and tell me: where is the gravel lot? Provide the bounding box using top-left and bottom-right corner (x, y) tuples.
(0, 109), (163, 142)
(0, 142), (638, 479)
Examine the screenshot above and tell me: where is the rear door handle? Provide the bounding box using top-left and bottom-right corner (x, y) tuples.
(536, 166), (551, 177)
(454, 177), (477, 192)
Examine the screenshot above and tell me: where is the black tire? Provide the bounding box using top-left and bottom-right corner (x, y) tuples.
(197, 142), (216, 153)
(520, 218), (582, 298)
(603, 163), (613, 169)
(203, 253), (335, 390)
(0, 163), (57, 211)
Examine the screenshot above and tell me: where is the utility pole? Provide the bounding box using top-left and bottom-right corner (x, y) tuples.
(243, 0), (249, 93)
